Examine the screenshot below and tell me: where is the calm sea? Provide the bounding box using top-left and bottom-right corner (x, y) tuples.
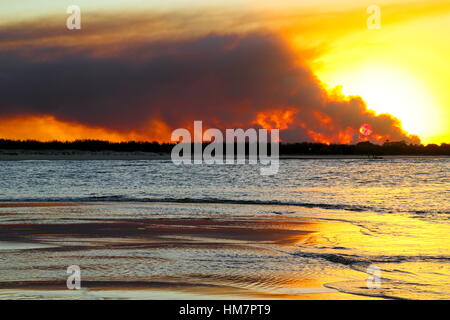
(0, 158), (449, 215)
(0, 158), (449, 299)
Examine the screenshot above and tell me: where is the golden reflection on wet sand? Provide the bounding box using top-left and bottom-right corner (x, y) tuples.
(0, 202), (448, 299)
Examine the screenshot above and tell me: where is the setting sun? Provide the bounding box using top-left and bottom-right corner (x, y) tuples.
(319, 65), (440, 144)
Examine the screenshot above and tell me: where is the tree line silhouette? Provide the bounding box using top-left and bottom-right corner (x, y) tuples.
(0, 139), (449, 156)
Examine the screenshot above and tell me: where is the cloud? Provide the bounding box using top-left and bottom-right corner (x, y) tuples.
(0, 18), (419, 143)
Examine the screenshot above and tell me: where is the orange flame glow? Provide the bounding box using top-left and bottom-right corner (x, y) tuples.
(254, 108), (297, 130)
(0, 115), (168, 142)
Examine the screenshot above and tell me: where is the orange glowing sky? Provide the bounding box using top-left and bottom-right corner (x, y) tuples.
(0, 0), (449, 144)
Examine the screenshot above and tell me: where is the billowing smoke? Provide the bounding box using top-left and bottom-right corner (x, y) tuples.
(0, 25), (419, 144)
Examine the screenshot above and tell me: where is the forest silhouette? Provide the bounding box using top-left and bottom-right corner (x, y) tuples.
(0, 139), (449, 156)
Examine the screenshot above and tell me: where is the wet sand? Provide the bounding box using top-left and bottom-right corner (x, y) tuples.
(0, 202), (381, 299)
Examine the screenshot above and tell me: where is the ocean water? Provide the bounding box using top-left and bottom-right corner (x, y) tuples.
(0, 158), (449, 216)
(0, 158), (449, 299)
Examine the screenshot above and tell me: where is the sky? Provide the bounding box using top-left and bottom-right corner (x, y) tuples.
(0, 0), (449, 144)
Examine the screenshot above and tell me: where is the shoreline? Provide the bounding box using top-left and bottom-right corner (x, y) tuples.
(0, 150), (171, 161)
(0, 150), (448, 161)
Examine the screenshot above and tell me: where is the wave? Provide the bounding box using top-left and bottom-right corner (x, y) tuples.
(1, 195), (449, 215)
(0, 195), (376, 211)
(289, 251), (450, 267)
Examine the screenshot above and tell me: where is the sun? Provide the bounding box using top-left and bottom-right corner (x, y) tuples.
(318, 65), (440, 144)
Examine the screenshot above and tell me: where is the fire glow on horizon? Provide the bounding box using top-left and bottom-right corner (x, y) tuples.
(0, 0), (449, 144)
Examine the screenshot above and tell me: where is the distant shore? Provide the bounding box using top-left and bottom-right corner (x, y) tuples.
(1, 140), (449, 160)
(0, 150), (449, 161)
(0, 150), (170, 161)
